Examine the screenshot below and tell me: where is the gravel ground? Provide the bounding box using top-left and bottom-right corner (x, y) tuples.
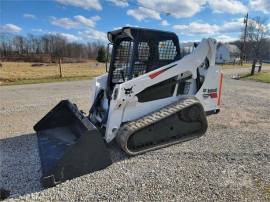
(0, 68), (269, 201)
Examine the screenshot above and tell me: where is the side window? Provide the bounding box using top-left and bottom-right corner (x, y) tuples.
(132, 42), (150, 78)
(138, 42), (150, 61)
(158, 40), (177, 60)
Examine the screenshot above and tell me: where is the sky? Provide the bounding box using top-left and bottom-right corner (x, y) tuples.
(0, 0), (269, 43)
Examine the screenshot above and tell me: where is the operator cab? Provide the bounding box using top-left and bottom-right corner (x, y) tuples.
(107, 27), (181, 94)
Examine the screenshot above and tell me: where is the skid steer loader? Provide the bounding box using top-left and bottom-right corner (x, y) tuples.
(34, 27), (223, 188)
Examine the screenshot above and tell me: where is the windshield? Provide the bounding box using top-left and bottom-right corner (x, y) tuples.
(109, 37), (179, 85)
(111, 40), (133, 84)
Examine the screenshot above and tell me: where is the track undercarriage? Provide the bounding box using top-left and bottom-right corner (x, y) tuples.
(117, 97), (208, 155)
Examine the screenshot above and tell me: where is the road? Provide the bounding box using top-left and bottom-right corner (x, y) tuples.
(0, 68), (269, 201)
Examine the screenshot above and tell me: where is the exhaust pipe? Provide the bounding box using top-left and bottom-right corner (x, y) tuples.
(34, 100), (112, 188)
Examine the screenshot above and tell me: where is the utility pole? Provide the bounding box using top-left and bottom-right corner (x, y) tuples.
(241, 13), (248, 65)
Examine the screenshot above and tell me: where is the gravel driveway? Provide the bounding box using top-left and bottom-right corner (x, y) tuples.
(0, 69), (269, 201)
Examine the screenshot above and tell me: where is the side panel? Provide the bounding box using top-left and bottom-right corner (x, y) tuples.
(105, 85), (126, 142)
(195, 65), (221, 112)
(89, 73), (108, 106)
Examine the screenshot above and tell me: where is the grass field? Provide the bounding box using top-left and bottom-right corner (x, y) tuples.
(241, 72), (270, 83)
(1, 61), (269, 86)
(220, 63), (270, 69)
(0, 61), (106, 85)
(220, 63), (253, 69)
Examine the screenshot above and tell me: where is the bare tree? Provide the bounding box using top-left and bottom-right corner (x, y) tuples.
(0, 33), (13, 57)
(0, 32), (107, 62)
(245, 16), (269, 75)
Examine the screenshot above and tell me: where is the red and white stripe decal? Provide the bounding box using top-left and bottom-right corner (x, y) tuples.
(148, 64), (177, 79)
(149, 69), (166, 79)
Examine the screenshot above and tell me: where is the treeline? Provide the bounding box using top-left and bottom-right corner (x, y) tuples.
(1, 32), (269, 63)
(0, 33), (106, 62)
(181, 39), (270, 61)
(232, 39), (270, 62)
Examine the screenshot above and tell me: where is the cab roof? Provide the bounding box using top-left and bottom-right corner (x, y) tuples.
(107, 27), (179, 43)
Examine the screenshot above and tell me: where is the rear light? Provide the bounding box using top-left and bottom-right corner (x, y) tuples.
(210, 92), (217, 98)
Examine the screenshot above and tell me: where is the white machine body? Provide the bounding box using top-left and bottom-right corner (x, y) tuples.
(90, 38), (223, 142)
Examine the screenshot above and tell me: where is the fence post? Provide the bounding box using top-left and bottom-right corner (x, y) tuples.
(58, 58), (62, 78)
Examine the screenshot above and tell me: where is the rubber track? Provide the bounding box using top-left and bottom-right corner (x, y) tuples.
(116, 96), (207, 155)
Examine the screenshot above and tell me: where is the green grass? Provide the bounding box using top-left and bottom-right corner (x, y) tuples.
(220, 63), (252, 69)
(241, 72), (270, 83)
(220, 63), (270, 70)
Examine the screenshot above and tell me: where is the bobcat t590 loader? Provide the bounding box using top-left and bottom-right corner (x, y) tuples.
(34, 27), (223, 188)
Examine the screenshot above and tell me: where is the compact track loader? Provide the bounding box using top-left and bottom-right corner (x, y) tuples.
(34, 27), (223, 188)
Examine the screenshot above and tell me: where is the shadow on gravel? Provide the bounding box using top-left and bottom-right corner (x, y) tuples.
(0, 133), (42, 199)
(0, 133), (128, 199)
(108, 141), (129, 163)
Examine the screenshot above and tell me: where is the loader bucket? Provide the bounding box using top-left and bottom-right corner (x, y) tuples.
(34, 100), (112, 188)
